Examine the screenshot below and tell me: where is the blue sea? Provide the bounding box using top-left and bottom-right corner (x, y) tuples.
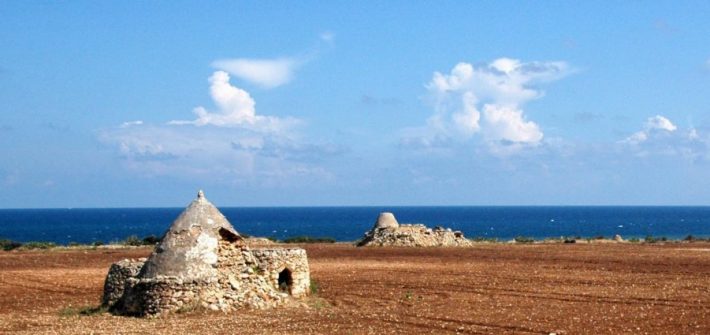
(1, 207), (709, 244)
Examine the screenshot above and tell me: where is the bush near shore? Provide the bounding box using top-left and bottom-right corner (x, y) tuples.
(282, 236), (336, 243)
(0, 234), (338, 251)
(1, 234), (709, 251)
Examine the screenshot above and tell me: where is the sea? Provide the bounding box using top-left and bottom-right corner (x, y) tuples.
(1, 206), (709, 244)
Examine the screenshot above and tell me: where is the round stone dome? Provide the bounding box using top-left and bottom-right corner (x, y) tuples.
(374, 212), (399, 229)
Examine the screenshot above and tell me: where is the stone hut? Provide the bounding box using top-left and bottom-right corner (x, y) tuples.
(102, 191), (310, 316)
(357, 212), (472, 247)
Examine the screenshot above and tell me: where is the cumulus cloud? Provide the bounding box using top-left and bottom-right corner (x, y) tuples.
(482, 104), (543, 143)
(101, 71), (339, 183)
(212, 58), (298, 89)
(623, 115), (677, 145)
(169, 71), (300, 132)
(404, 58), (570, 152)
(618, 115), (710, 162)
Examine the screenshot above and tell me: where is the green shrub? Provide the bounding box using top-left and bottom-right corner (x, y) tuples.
(68, 242), (80, 247)
(683, 235), (709, 242)
(92, 240), (104, 247)
(21, 241), (56, 250)
(123, 235), (142, 246)
(283, 236), (336, 244)
(643, 236), (667, 243)
(0, 239), (23, 251)
(514, 236), (535, 243)
(470, 237), (498, 242)
(59, 305), (106, 317)
(142, 235), (160, 245)
(310, 279), (320, 295)
(628, 237), (640, 243)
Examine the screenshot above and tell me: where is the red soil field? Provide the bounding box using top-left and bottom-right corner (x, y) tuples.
(0, 243), (708, 334)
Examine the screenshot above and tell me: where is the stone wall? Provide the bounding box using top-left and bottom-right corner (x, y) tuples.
(214, 239), (288, 310)
(102, 258), (146, 309)
(121, 276), (215, 316)
(102, 241), (310, 316)
(251, 248), (311, 298)
(358, 224), (472, 247)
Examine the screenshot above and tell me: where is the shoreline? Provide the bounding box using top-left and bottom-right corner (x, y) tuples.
(3, 234), (710, 252)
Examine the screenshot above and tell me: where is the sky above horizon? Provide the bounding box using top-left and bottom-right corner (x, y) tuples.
(2, 1), (710, 208)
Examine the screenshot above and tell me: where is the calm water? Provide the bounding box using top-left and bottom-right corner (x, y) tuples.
(1, 207), (709, 244)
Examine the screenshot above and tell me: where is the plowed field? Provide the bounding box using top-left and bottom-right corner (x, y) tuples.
(0, 243), (708, 334)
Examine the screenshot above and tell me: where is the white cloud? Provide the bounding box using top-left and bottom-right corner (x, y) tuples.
(101, 71), (339, 184)
(645, 115), (677, 132)
(319, 31), (335, 43)
(212, 58), (298, 89)
(623, 115), (677, 144)
(482, 104), (543, 143)
(169, 71), (300, 132)
(120, 120), (143, 128)
(619, 115), (710, 162)
(211, 32), (333, 89)
(405, 58), (570, 151)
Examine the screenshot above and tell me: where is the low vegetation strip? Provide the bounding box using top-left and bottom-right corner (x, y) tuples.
(1, 234), (709, 251)
(282, 236), (336, 244)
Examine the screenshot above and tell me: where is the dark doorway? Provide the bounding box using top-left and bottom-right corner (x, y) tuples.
(278, 268), (293, 294)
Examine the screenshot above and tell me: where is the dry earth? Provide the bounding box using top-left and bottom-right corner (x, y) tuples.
(0, 243), (708, 334)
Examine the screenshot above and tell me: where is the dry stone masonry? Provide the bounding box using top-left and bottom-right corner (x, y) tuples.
(357, 212), (472, 247)
(102, 191), (310, 316)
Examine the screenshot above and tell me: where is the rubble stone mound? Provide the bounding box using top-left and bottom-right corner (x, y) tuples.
(102, 190), (310, 317)
(357, 212), (472, 247)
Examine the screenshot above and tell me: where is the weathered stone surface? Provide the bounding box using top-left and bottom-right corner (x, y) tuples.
(139, 190), (240, 281)
(251, 248), (310, 298)
(374, 212), (399, 229)
(102, 258), (146, 309)
(357, 212), (472, 247)
(102, 191), (310, 317)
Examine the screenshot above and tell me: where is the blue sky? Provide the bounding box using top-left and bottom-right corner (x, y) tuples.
(1, 1), (710, 207)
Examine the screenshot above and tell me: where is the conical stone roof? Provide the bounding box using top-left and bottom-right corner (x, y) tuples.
(373, 212), (399, 229)
(139, 190), (241, 280)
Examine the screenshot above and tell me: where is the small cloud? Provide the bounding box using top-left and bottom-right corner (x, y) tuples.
(120, 120), (143, 128)
(212, 33), (331, 89)
(645, 115), (677, 132)
(319, 31), (335, 43)
(212, 58), (298, 89)
(0, 124), (12, 132)
(622, 115), (677, 145)
(705, 58), (710, 71)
